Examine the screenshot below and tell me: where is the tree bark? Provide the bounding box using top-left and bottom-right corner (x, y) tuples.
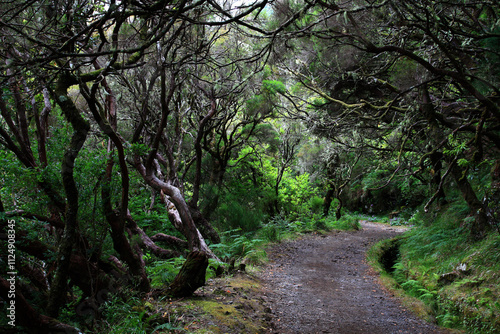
(127, 217), (183, 259)
(450, 161), (491, 240)
(190, 205), (221, 244)
(201, 162), (226, 220)
(323, 183), (335, 217)
(190, 97), (217, 206)
(186, 94), (221, 244)
(47, 73), (90, 318)
(3, 227), (116, 301)
(166, 250), (209, 297)
(17, 260), (50, 294)
(335, 197), (343, 220)
(79, 77), (150, 291)
(429, 151), (447, 206)
(102, 174), (150, 291)
(135, 157), (218, 259)
(420, 85), (448, 207)
(150, 233), (189, 250)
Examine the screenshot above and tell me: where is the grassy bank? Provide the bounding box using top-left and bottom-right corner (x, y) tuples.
(369, 204), (500, 333)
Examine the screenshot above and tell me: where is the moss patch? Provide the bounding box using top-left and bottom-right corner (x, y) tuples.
(151, 274), (273, 333)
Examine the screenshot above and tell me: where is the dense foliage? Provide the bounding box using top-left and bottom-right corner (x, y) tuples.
(0, 0), (498, 332)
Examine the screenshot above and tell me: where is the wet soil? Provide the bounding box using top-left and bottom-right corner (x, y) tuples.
(258, 222), (452, 334)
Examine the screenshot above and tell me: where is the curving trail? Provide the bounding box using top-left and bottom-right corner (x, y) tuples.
(259, 222), (453, 334)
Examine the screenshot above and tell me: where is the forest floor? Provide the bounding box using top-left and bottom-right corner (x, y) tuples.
(170, 222), (459, 333)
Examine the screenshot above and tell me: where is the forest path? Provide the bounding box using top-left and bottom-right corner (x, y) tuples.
(258, 222), (453, 334)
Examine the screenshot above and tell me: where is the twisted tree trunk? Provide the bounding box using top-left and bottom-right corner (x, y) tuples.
(0, 277), (81, 334)
(47, 73), (90, 318)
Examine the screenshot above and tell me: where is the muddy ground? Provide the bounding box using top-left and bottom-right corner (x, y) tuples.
(178, 222), (454, 333)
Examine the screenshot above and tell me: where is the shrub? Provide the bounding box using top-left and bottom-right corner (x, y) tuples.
(309, 196), (324, 214)
(216, 201), (264, 232)
(333, 214), (361, 230)
(258, 223), (283, 242)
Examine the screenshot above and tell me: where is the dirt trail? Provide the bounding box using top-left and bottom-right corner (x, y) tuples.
(258, 222), (451, 334)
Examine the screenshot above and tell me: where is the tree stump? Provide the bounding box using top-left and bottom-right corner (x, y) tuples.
(167, 250), (209, 297)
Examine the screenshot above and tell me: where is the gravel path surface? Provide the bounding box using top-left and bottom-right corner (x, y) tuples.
(259, 222), (453, 334)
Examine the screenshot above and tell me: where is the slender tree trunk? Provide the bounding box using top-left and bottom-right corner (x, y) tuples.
(273, 165), (287, 215)
(450, 161), (490, 240)
(150, 233), (189, 250)
(201, 162), (225, 221)
(9, 226), (122, 307)
(102, 160), (150, 292)
(190, 205), (221, 244)
(6, 63), (35, 163)
(190, 98), (217, 206)
(127, 216), (183, 259)
(131, 71), (216, 295)
(134, 157), (218, 259)
(420, 85), (448, 207)
(430, 152), (447, 206)
(80, 75), (150, 291)
(31, 85), (51, 167)
(335, 197), (343, 220)
(104, 210), (150, 291)
(47, 73), (90, 318)
(189, 99), (221, 244)
(323, 183), (335, 217)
